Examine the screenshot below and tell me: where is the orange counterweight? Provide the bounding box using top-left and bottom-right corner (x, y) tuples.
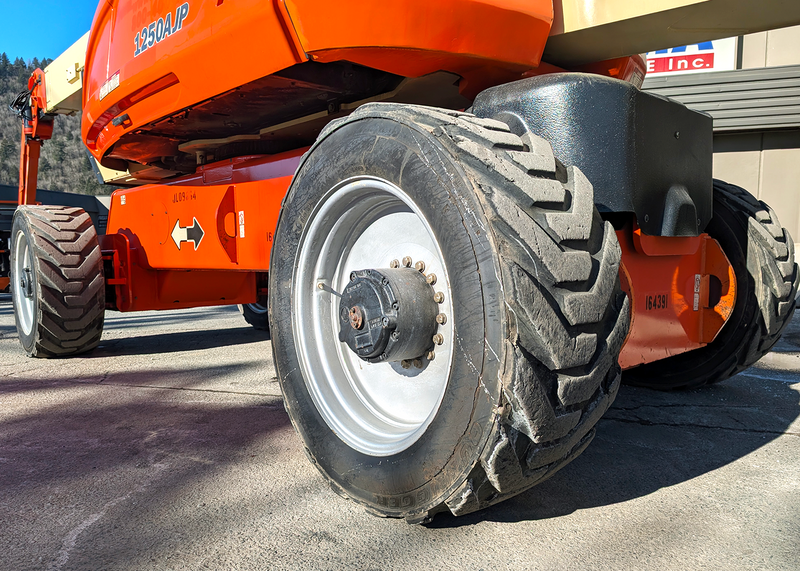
(617, 224), (737, 370)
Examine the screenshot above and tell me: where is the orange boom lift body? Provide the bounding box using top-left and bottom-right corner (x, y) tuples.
(23, 0), (700, 368)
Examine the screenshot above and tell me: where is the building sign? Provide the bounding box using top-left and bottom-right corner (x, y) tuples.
(646, 38), (737, 77)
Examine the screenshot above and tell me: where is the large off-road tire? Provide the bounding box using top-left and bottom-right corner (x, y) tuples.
(10, 206), (105, 358)
(271, 103), (629, 522)
(624, 180), (799, 390)
(238, 298), (270, 332)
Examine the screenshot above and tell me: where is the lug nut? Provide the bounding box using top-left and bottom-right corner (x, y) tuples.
(436, 313), (447, 325)
(433, 292), (445, 303)
(414, 261), (426, 272)
(432, 333), (444, 345)
(350, 272), (357, 281)
(426, 351), (436, 361)
(413, 358), (423, 368)
(391, 331), (400, 341)
(402, 256), (413, 267)
(426, 273), (437, 285)
(390, 259), (400, 269)
(401, 360), (411, 369)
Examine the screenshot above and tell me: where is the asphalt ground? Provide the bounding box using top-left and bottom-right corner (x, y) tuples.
(0, 297), (798, 571)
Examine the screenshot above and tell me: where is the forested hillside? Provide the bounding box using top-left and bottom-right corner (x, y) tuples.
(0, 53), (110, 195)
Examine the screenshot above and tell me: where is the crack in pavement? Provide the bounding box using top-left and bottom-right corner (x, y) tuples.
(105, 382), (282, 399)
(0, 375), (281, 399)
(603, 415), (800, 437)
(612, 403), (797, 411)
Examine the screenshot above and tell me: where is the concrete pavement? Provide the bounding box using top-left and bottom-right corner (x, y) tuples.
(1, 298), (798, 570)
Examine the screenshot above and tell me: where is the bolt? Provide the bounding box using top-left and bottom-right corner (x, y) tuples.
(380, 352), (388, 361)
(382, 277), (389, 285)
(391, 331), (400, 341)
(392, 301), (399, 310)
(390, 259), (400, 269)
(317, 282), (324, 290)
(436, 313), (447, 325)
(382, 316), (390, 327)
(349, 306), (364, 329)
(674, 131), (680, 139)
(432, 333), (444, 345)
(414, 261), (426, 272)
(413, 358), (423, 368)
(402, 256), (413, 267)
(433, 292), (445, 303)
(426, 273), (437, 285)
(350, 272), (356, 281)
(401, 360), (411, 369)
(426, 351), (436, 361)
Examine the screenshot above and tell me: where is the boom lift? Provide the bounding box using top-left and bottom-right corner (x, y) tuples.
(11, 0), (800, 523)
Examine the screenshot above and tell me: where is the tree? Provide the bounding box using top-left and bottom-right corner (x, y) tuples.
(51, 139), (66, 163)
(13, 57), (26, 79)
(0, 53), (10, 78)
(0, 139), (12, 162)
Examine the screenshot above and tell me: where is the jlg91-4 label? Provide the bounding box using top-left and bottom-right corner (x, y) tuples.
(134, 2), (190, 57)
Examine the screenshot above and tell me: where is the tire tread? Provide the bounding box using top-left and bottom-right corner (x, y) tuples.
(343, 104), (629, 519)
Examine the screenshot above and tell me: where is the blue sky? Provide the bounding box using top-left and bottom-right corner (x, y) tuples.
(0, 0), (99, 61)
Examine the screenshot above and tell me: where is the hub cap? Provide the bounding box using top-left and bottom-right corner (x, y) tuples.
(338, 268), (438, 363)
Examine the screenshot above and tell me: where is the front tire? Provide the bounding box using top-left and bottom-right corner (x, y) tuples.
(270, 103), (629, 522)
(10, 206), (105, 358)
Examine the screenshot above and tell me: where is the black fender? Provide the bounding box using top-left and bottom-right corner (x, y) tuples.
(471, 73), (713, 237)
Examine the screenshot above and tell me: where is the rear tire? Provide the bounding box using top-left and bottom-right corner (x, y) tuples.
(270, 103), (629, 522)
(623, 180), (799, 389)
(10, 206), (105, 358)
(238, 298), (270, 331)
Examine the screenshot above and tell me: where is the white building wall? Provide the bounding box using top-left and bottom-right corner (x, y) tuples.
(712, 26), (800, 253)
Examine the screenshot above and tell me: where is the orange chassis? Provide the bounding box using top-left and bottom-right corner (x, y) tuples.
(97, 147), (736, 370)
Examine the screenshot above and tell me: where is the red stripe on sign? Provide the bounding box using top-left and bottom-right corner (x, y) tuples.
(647, 53), (715, 74)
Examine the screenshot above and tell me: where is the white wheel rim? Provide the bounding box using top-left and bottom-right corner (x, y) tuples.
(293, 176), (455, 456)
(13, 231), (35, 336)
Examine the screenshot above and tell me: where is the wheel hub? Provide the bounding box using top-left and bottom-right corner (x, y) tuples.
(338, 268), (438, 363)
(20, 268), (33, 299)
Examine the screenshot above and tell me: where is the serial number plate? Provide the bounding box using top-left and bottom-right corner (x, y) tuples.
(645, 293), (669, 311)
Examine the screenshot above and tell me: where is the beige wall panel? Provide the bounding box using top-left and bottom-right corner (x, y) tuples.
(765, 26), (800, 67)
(713, 151), (762, 194)
(759, 148), (800, 243)
(742, 31), (767, 69)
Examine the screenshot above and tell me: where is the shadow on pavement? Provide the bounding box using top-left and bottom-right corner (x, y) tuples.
(430, 373), (800, 528)
(90, 326), (270, 357)
(0, 369), (295, 569)
(102, 306), (240, 331)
